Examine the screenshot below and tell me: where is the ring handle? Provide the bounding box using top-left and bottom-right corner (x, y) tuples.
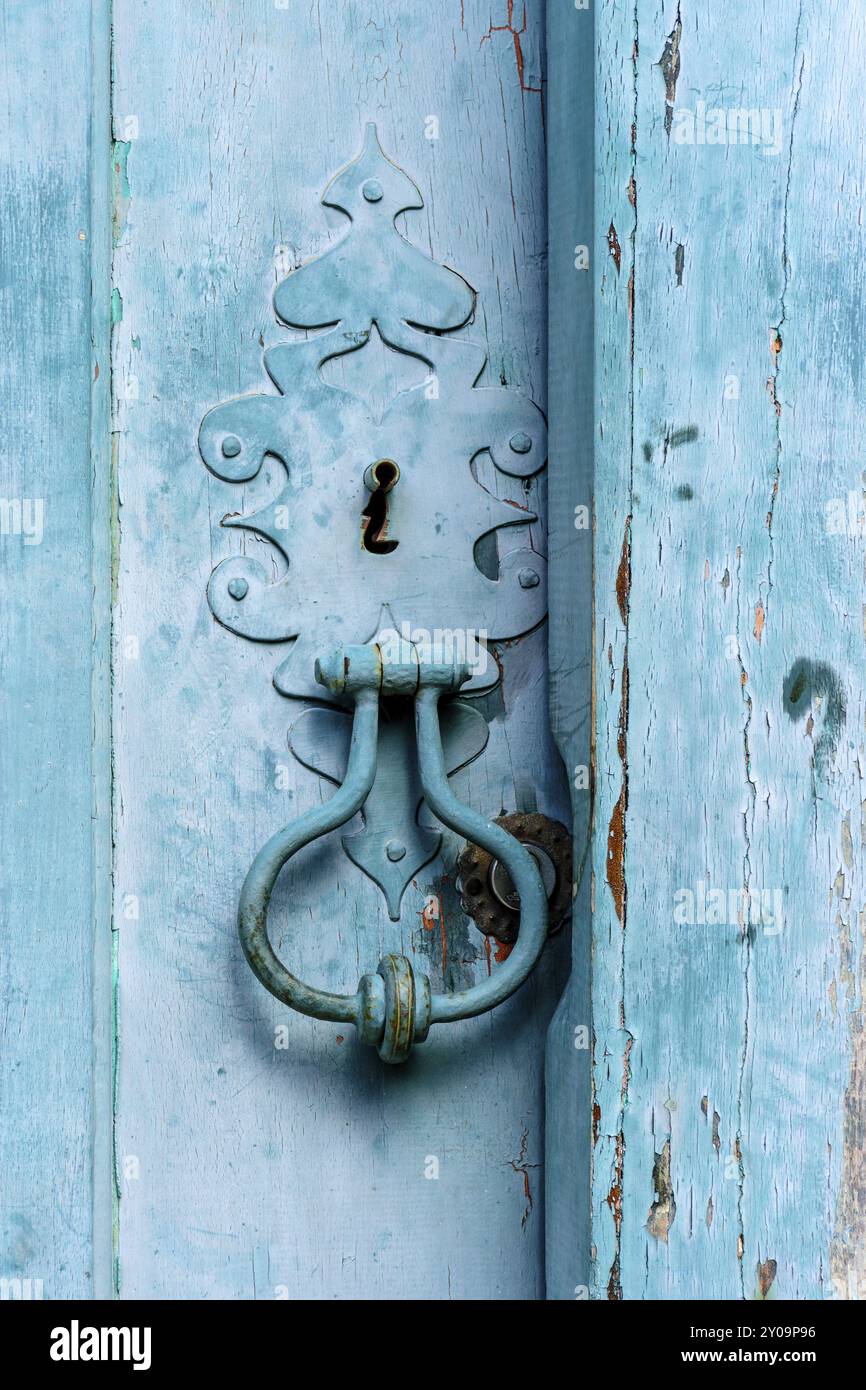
(237, 645), (549, 1062)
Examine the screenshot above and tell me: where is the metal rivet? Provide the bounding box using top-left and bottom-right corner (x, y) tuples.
(362, 178), (384, 203)
(228, 577), (249, 600)
(222, 435), (242, 458)
(386, 839), (407, 862)
(518, 568), (540, 589)
(509, 431), (532, 454)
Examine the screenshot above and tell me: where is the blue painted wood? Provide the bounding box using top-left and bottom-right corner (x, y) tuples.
(7, 0), (859, 1305)
(110, 0), (566, 1298)
(0, 0), (112, 1299)
(592, 0), (866, 1299)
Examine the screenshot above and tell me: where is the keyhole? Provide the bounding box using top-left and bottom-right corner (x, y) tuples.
(362, 458), (400, 554)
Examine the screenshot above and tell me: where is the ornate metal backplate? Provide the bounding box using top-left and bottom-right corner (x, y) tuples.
(199, 124), (547, 916)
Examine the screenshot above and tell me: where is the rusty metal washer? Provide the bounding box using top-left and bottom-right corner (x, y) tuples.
(456, 812), (572, 946)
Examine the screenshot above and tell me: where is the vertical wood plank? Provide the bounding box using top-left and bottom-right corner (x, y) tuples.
(545, 0), (594, 1301)
(111, 0), (564, 1299)
(0, 0), (112, 1299)
(593, 0), (866, 1299)
(90, 0), (115, 1301)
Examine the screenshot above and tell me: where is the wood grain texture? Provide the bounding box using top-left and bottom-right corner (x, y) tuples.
(0, 0), (111, 1299)
(110, 0), (567, 1298)
(593, 0), (866, 1300)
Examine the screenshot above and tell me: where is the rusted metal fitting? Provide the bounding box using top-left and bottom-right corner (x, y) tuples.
(457, 811), (572, 946)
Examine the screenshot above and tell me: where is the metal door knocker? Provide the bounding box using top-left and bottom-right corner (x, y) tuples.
(238, 643), (547, 1063)
(199, 126), (553, 1061)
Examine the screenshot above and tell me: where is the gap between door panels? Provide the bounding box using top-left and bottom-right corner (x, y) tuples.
(543, 0), (594, 1302)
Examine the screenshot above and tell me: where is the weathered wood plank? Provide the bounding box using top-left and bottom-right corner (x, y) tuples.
(593, 0), (866, 1300)
(111, 0), (565, 1299)
(0, 0), (112, 1299)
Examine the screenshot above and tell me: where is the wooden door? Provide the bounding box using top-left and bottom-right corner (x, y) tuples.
(574, 0), (866, 1302)
(9, 0), (859, 1311)
(0, 0), (576, 1301)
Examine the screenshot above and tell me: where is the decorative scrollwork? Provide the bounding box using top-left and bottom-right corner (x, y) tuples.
(199, 123), (547, 702)
(200, 125), (548, 915)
